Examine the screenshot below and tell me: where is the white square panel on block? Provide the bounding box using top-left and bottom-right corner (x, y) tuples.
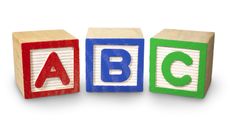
(156, 46), (200, 91)
(30, 47), (74, 92)
(93, 45), (139, 86)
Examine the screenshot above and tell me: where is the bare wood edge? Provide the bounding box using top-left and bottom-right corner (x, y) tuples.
(87, 28), (143, 38)
(205, 33), (215, 94)
(12, 30), (76, 43)
(12, 34), (25, 97)
(154, 29), (214, 43)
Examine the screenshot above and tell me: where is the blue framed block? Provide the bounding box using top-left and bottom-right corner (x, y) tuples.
(86, 28), (144, 92)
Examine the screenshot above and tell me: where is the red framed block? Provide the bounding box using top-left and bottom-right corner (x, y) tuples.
(13, 30), (80, 99)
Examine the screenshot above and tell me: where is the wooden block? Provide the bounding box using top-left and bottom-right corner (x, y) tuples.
(86, 28), (144, 92)
(150, 29), (215, 98)
(13, 30), (80, 99)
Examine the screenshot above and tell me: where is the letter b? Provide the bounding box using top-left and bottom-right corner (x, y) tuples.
(101, 49), (131, 82)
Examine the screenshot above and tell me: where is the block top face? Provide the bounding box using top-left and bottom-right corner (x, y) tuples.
(154, 29), (214, 43)
(87, 28), (143, 38)
(13, 30), (76, 43)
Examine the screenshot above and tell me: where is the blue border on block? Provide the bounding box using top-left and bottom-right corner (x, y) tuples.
(86, 38), (144, 92)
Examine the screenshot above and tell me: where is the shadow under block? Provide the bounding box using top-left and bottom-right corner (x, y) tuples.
(13, 30), (80, 99)
(150, 29), (215, 98)
(86, 28), (144, 92)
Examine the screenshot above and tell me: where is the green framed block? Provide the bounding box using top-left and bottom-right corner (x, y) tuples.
(150, 29), (215, 98)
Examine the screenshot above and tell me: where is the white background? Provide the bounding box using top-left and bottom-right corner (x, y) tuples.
(0, 0), (228, 128)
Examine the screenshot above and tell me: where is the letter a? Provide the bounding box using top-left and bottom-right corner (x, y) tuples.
(35, 52), (70, 88)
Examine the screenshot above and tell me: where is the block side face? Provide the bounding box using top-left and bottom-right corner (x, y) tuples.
(205, 35), (215, 93)
(93, 45), (138, 86)
(150, 38), (207, 98)
(30, 47), (75, 92)
(156, 46), (200, 92)
(87, 28), (143, 38)
(13, 30), (76, 43)
(12, 36), (25, 96)
(86, 38), (144, 92)
(22, 39), (79, 99)
(154, 29), (214, 43)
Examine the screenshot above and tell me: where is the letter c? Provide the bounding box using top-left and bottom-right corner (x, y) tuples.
(162, 51), (193, 86)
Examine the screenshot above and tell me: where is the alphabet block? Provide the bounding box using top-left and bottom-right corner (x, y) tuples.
(13, 30), (79, 99)
(86, 28), (144, 92)
(150, 29), (214, 98)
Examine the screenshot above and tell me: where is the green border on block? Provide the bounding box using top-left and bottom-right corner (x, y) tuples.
(149, 38), (208, 98)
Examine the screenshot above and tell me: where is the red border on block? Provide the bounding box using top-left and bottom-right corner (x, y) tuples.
(22, 39), (79, 99)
